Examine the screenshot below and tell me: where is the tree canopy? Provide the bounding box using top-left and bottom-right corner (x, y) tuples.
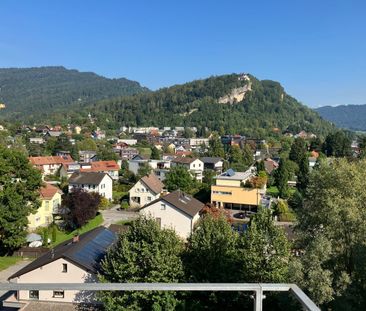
(0, 146), (42, 254)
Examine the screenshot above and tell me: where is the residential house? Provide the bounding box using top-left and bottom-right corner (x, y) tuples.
(171, 157), (204, 182)
(44, 130), (63, 139)
(80, 161), (120, 181)
(189, 138), (209, 149)
(200, 157), (224, 173)
(28, 183), (62, 230)
(264, 158), (279, 175)
(91, 128), (106, 140)
(128, 156), (171, 181)
(308, 157), (317, 170)
(129, 174), (164, 207)
(113, 143), (139, 160)
(29, 137), (45, 144)
(59, 162), (81, 179)
(29, 155), (74, 176)
(117, 139), (137, 145)
(139, 190), (204, 239)
(78, 150), (97, 163)
(7, 227), (116, 305)
(68, 172), (113, 201)
(211, 168), (264, 212)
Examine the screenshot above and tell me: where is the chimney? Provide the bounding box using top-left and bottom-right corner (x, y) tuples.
(72, 235), (79, 243)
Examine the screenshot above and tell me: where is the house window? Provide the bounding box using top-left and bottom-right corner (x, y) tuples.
(45, 201), (49, 211)
(62, 263), (68, 273)
(53, 290), (64, 298)
(35, 217), (41, 223)
(161, 203), (166, 210)
(147, 196), (152, 201)
(29, 290), (39, 300)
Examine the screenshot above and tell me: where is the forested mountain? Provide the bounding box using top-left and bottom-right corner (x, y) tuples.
(316, 104), (366, 131)
(86, 73), (334, 137)
(0, 66), (148, 119)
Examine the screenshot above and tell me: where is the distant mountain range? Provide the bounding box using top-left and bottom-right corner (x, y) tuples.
(0, 66), (149, 119)
(84, 73), (334, 137)
(316, 105), (366, 131)
(0, 66), (335, 137)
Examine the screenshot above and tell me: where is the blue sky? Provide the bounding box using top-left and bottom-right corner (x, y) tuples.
(1, 0), (365, 107)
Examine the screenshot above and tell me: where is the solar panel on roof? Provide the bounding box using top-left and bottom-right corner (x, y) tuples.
(71, 229), (116, 270)
(226, 169), (235, 176)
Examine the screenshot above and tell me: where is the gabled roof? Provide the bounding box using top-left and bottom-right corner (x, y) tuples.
(140, 174), (164, 195)
(80, 160), (119, 172)
(141, 190), (204, 217)
(8, 227), (117, 279)
(69, 172), (110, 185)
(29, 155), (74, 166)
(200, 157), (223, 164)
(39, 183), (62, 200)
(171, 157), (199, 164)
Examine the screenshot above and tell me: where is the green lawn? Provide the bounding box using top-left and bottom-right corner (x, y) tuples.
(266, 186), (279, 197)
(137, 147), (152, 158)
(52, 214), (104, 246)
(115, 219), (133, 226)
(0, 256), (22, 271)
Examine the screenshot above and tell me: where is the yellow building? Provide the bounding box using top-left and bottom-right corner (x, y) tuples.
(211, 169), (264, 212)
(28, 183), (62, 230)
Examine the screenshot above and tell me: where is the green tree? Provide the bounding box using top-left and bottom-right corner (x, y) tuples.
(184, 214), (239, 309)
(97, 144), (118, 161)
(274, 159), (291, 198)
(150, 146), (161, 160)
(137, 162), (152, 179)
(0, 146), (42, 254)
(289, 138), (307, 164)
(100, 217), (184, 311)
(164, 166), (196, 194)
(228, 145), (252, 172)
(323, 131), (352, 157)
(76, 138), (97, 151)
(239, 207), (290, 283)
(295, 158), (366, 309)
(207, 133), (225, 158)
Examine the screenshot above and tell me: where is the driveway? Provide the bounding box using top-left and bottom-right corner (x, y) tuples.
(0, 259), (32, 309)
(100, 205), (138, 227)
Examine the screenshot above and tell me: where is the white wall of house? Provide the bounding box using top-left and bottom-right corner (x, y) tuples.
(140, 201), (199, 239)
(129, 180), (160, 207)
(12, 258), (97, 303)
(69, 174), (113, 200)
(171, 159), (204, 182)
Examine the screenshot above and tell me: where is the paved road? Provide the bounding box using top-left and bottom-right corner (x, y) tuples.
(0, 260), (32, 309)
(100, 205), (138, 227)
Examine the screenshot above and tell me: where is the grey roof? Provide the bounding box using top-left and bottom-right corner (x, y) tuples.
(141, 190), (204, 217)
(216, 169), (253, 181)
(171, 157), (198, 164)
(69, 172), (109, 185)
(200, 157), (223, 164)
(9, 227), (117, 279)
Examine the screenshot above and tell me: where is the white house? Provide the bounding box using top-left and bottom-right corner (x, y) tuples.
(200, 157), (224, 173)
(7, 227), (116, 305)
(139, 190), (204, 239)
(129, 174), (164, 207)
(171, 157), (204, 182)
(68, 172), (113, 201)
(128, 156), (171, 181)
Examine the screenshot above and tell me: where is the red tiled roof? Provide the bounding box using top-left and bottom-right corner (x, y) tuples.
(29, 155), (74, 166)
(39, 183), (62, 200)
(80, 160), (119, 172)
